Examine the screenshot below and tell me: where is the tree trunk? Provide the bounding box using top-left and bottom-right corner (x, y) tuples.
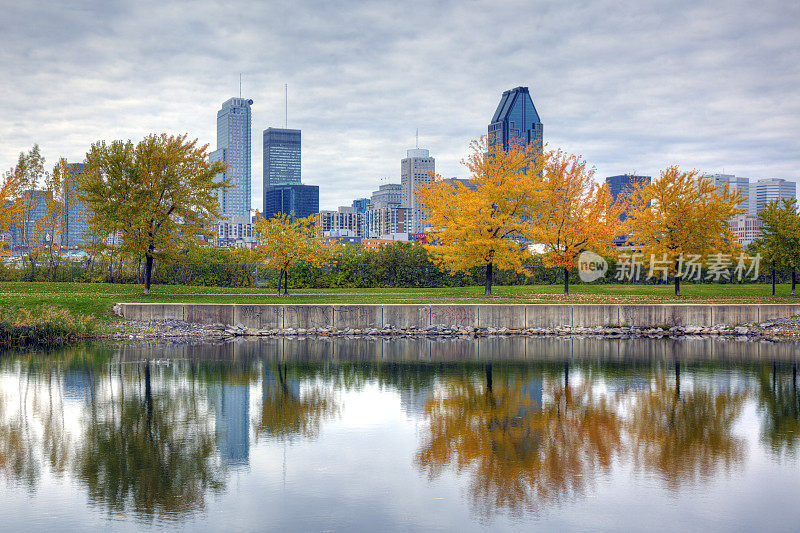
(675, 361), (681, 396)
(484, 262), (493, 296)
(674, 273), (681, 297)
(792, 269), (796, 296)
(772, 265), (776, 296)
(143, 252), (154, 295)
(485, 364), (493, 394)
(283, 268), (289, 295)
(563, 267), (569, 296)
(277, 269), (283, 296)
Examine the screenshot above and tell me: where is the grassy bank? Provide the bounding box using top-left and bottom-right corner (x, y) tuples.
(1, 281), (800, 323)
(0, 305), (97, 346)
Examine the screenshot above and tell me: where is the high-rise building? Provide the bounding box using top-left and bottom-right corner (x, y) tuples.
(605, 174), (650, 221)
(64, 163), (90, 247)
(706, 174), (753, 215)
(352, 198), (371, 213)
(731, 214), (761, 246)
(753, 178), (796, 212)
(400, 148), (435, 234)
(488, 86), (543, 150)
(263, 184), (319, 221)
(210, 97), (253, 219)
(10, 190), (49, 250)
(263, 128), (301, 189)
(370, 183), (401, 209)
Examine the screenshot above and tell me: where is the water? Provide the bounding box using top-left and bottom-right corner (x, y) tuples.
(1, 337), (799, 532)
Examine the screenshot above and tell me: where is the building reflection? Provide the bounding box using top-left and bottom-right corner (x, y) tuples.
(209, 382), (250, 467)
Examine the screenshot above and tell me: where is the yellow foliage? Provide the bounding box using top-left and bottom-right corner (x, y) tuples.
(533, 150), (624, 271)
(625, 166), (745, 275)
(252, 213), (337, 290)
(417, 137), (546, 293)
(0, 169), (23, 252)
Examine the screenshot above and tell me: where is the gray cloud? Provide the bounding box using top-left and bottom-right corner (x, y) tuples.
(1, 0), (798, 210)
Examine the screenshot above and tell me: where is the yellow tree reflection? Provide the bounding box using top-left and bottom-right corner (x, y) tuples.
(254, 364), (338, 441)
(415, 366), (623, 517)
(628, 367), (747, 489)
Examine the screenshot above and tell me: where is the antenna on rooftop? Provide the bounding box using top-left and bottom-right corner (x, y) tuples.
(239, 73), (242, 98)
(416, 128), (419, 148)
(284, 84), (288, 129)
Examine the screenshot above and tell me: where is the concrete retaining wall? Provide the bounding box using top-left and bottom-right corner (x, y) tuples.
(116, 303), (800, 329)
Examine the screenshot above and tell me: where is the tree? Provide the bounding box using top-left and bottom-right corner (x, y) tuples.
(417, 138), (546, 295)
(532, 150), (625, 295)
(34, 158), (70, 281)
(753, 199), (800, 296)
(81, 134), (227, 294)
(252, 213), (337, 295)
(14, 145), (48, 279)
(0, 169), (23, 253)
(625, 167), (745, 296)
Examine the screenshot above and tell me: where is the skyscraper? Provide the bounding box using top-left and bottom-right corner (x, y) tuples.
(753, 178), (796, 212)
(263, 184), (319, 220)
(263, 128), (301, 188)
(400, 148), (435, 234)
(210, 97), (253, 219)
(605, 174), (650, 221)
(707, 173), (753, 215)
(488, 86), (543, 150)
(64, 163), (90, 247)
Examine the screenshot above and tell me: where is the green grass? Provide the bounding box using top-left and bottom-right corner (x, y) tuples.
(1, 281), (799, 322)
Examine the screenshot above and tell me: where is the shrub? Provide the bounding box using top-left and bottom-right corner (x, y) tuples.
(0, 306), (96, 346)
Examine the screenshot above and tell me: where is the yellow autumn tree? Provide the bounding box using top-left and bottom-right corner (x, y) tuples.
(417, 137), (546, 295)
(625, 166), (745, 296)
(532, 150), (625, 296)
(252, 212), (337, 295)
(34, 158), (71, 281)
(0, 169), (23, 253)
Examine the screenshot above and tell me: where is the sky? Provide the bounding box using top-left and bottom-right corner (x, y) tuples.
(1, 0), (798, 211)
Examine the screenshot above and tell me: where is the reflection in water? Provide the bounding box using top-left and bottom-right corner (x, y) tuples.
(0, 338), (799, 530)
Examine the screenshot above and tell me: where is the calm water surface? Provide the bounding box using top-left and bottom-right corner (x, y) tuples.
(1, 337), (799, 532)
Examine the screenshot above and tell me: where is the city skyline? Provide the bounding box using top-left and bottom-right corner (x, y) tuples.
(1, 0), (798, 212)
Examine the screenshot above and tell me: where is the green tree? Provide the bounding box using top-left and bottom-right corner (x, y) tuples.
(81, 134), (228, 294)
(753, 198), (800, 296)
(14, 145), (48, 279)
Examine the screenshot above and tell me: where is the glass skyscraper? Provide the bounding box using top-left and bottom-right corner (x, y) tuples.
(400, 149), (435, 234)
(488, 86), (543, 149)
(263, 128), (301, 188)
(263, 184), (319, 221)
(210, 97), (253, 219)
(605, 174), (650, 221)
(64, 162), (90, 246)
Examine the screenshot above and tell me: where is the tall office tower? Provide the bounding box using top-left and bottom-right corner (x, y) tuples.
(605, 174), (650, 221)
(707, 174), (753, 215)
(753, 178), (796, 212)
(209, 97), (253, 219)
(64, 163), (90, 246)
(351, 198), (371, 213)
(263, 184), (319, 220)
(400, 149), (435, 234)
(488, 86), (543, 150)
(370, 183), (401, 209)
(263, 128), (301, 187)
(209, 382), (249, 467)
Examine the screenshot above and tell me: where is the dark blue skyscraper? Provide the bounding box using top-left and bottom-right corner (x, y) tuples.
(488, 86), (543, 149)
(263, 128), (301, 189)
(605, 174), (650, 221)
(263, 184), (319, 220)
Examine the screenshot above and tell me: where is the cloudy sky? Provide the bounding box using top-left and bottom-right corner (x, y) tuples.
(1, 0), (798, 210)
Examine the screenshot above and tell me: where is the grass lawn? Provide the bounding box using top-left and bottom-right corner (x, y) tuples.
(1, 281), (799, 322)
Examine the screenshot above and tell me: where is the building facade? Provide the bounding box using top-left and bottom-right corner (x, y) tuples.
(707, 173), (753, 215)
(400, 149), (435, 234)
(488, 86), (543, 150)
(210, 97), (253, 219)
(753, 178), (796, 212)
(731, 214), (761, 246)
(263, 184), (319, 221)
(263, 128), (301, 188)
(370, 183), (401, 209)
(64, 163), (90, 247)
(605, 174), (650, 221)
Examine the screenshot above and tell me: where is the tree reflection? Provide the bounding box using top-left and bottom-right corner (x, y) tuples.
(254, 363), (338, 441)
(757, 364), (800, 456)
(0, 388), (40, 489)
(627, 366), (747, 489)
(73, 361), (225, 520)
(415, 365), (623, 517)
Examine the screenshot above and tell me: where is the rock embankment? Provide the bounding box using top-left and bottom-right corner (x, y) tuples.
(109, 317), (800, 341)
